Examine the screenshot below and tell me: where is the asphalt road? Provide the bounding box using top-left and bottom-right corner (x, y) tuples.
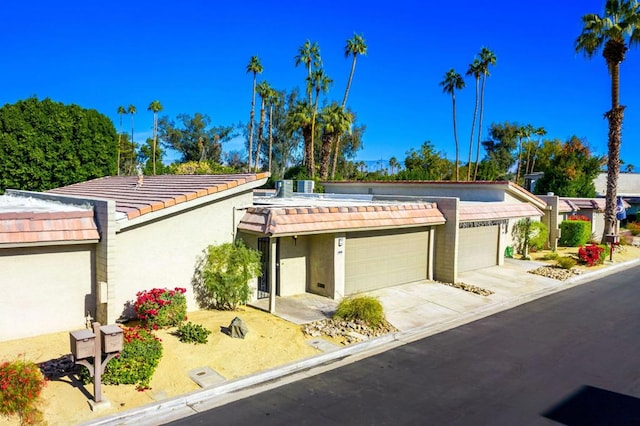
(167, 266), (640, 426)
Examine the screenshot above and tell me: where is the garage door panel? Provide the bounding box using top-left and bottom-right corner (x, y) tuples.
(458, 225), (498, 272)
(345, 228), (429, 294)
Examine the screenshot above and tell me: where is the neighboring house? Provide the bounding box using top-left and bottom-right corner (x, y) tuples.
(1, 173), (268, 342)
(238, 181), (544, 312)
(594, 172), (640, 221)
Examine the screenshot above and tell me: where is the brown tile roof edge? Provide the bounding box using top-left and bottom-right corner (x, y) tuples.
(0, 211), (100, 245)
(47, 173), (270, 220)
(458, 203), (544, 221)
(238, 202), (445, 236)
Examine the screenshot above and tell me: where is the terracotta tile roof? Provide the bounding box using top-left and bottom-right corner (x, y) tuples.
(238, 202), (445, 236)
(562, 197), (630, 212)
(48, 173), (269, 220)
(558, 199), (579, 213)
(458, 203), (544, 222)
(0, 210), (99, 245)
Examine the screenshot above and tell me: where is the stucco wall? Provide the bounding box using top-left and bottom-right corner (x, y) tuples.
(113, 193), (252, 319)
(0, 245), (95, 341)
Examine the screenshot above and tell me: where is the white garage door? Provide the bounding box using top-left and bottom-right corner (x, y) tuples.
(345, 228), (429, 294)
(458, 225), (499, 272)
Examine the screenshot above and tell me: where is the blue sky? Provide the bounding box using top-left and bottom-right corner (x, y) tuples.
(2, 1), (639, 169)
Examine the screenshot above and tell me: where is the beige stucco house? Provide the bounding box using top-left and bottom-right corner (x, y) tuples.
(0, 173), (268, 342)
(237, 181), (544, 312)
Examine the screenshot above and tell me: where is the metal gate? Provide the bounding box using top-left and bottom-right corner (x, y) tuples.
(257, 237), (270, 299)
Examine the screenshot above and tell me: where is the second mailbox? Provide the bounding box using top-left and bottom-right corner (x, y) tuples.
(100, 324), (124, 354)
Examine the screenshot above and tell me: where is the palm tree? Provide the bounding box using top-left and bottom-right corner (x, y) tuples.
(576, 0), (640, 238)
(528, 126), (547, 174)
(254, 81), (271, 172)
(440, 69), (465, 181)
(308, 68), (332, 178)
(473, 47), (497, 180)
(127, 104), (136, 175)
(466, 58), (482, 180)
(515, 124), (533, 183)
(295, 40), (321, 104)
(246, 55), (263, 171)
(287, 100), (314, 175)
(117, 105), (126, 175)
(147, 100), (163, 175)
(389, 156), (399, 175)
(331, 33), (368, 179)
(267, 88), (280, 175)
(319, 103), (352, 179)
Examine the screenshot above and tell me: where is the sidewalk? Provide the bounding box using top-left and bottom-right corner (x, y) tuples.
(82, 257), (640, 426)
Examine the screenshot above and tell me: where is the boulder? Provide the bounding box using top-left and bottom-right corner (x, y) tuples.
(228, 316), (249, 339)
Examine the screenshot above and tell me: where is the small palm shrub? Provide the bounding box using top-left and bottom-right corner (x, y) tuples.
(557, 256), (577, 270)
(81, 326), (163, 390)
(334, 296), (385, 328)
(175, 322), (211, 344)
(541, 252), (559, 261)
(0, 358), (46, 425)
(134, 287), (187, 329)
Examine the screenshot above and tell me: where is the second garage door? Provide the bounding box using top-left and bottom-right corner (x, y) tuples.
(345, 228), (429, 294)
(458, 225), (499, 272)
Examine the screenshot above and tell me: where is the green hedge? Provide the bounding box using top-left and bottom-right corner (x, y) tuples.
(559, 220), (591, 247)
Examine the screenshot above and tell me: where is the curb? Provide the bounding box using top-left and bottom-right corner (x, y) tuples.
(81, 258), (640, 426)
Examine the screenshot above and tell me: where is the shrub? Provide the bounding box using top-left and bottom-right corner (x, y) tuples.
(81, 326), (163, 390)
(529, 221), (549, 251)
(0, 358), (46, 424)
(557, 256), (577, 270)
(512, 219), (548, 257)
(541, 252), (559, 261)
(578, 244), (606, 267)
(175, 322), (211, 344)
(333, 296), (385, 328)
(559, 220), (591, 247)
(625, 221), (640, 236)
(134, 287), (187, 329)
(198, 240), (262, 310)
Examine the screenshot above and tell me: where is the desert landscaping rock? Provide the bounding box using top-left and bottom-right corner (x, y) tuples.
(302, 319), (397, 345)
(440, 281), (495, 296)
(228, 316), (249, 339)
(528, 265), (582, 281)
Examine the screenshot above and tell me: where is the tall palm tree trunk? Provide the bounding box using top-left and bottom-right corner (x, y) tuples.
(268, 103), (273, 174)
(254, 99), (266, 172)
(467, 77), (479, 180)
(152, 113), (157, 175)
(473, 75), (487, 180)
(248, 77), (257, 171)
(452, 93), (459, 181)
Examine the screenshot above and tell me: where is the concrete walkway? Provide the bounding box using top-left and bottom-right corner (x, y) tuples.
(82, 257), (640, 426)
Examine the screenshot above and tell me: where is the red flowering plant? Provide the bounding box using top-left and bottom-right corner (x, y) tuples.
(0, 358), (47, 424)
(134, 287), (187, 329)
(578, 244), (606, 267)
(80, 325), (163, 391)
(568, 214), (590, 222)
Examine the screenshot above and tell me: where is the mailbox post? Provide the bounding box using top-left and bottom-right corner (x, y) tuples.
(69, 322), (123, 409)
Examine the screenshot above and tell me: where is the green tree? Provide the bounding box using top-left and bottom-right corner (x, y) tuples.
(319, 102), (352, 179)
(440, 69), (465, 181)
(0, 97), (117, 192)
(515, 124), (534, 184)
(332, 33), (368, 179)
(466, 58), (483, 180)
(389, 156), (399, 175)
(254, 80), (271, 171)
(286, 100), (314, 176)
(158, 113), (234, 164)
(147, 100), (163, 175)
(117, 105), (126, 175)
(118, 133), (136, 176)
(127, 104), (136, 175)
(397, 141), (453, 181)
(138, 137), (167, 175)
(576, 0), (640, 238)
(266, 87), (280, 174)
(308, 68), (332, 178)
(477, 121), (519, 181)
(473, 47), (497, 180)
(534, 136), (603, 197)
(294, 40), (321, 104)
(246, 55), (263, 171)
